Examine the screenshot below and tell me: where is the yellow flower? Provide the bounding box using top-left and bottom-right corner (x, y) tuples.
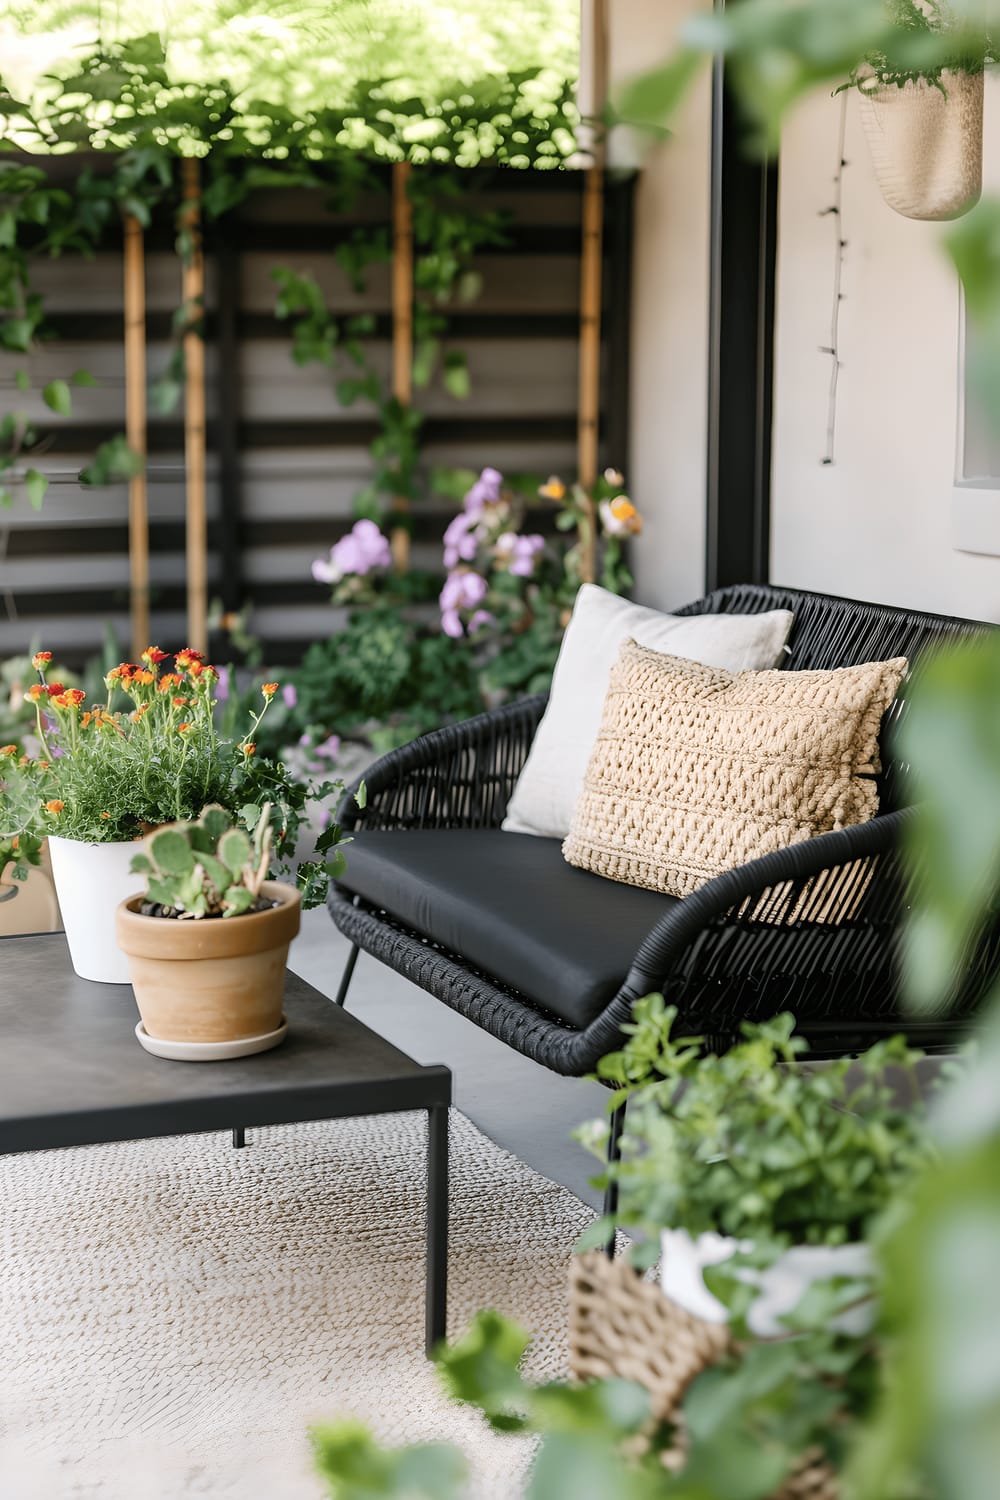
(538, 475), (566, 501)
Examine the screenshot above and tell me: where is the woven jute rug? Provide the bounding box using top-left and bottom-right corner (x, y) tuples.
(1, 1110), (594, 1500)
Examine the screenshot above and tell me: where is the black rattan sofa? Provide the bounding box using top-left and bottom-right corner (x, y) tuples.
(329, 584), (997, 1079)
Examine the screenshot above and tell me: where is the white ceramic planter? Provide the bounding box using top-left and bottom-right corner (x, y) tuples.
(858, 70), (983, 221)
(47, 835), (145, 983)
(660, 1227), (875, 1339)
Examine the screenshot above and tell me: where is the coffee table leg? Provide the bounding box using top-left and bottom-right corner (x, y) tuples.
(232, 1127), (246, 1149)
(425, 1104), (448, 1355)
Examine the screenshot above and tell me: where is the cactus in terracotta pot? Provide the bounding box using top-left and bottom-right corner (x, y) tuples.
(117, 801), (301, 1056)
(131, 803), (272, 918)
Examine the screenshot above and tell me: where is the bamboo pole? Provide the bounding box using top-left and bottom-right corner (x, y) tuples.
(577, 163), (604, 582)
(181, 156), (208, 654)
(390, 159), (413, 574)
(122, 212), (150, 656)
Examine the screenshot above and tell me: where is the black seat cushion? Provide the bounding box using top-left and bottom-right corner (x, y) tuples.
(335, 829), (678, 1029)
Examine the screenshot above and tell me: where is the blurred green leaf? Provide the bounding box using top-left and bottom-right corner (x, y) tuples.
(42, 378), (71, 416)
(24, 467), (47, 509)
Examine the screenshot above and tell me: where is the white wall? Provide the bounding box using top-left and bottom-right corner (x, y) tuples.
(771, 81), (1000, 622)
(607, 0), (712, 611)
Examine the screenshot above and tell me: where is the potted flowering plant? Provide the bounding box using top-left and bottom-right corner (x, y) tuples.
(299, 465), (642, 759)
(578, 999), (936, 1337)
(843, 0), (997, 220)
(7, 648), (343, 983)
(116, 803), (301, 1059)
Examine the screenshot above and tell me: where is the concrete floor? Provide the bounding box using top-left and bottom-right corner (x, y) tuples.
(290, 907), (608, 1210)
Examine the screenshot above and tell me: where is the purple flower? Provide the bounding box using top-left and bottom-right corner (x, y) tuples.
(443, 511), (481, 569)
(282, 683), (297, 709)
(463, 465), (503, 516)
(439, 569), (489, 638)
(495, 531), (545, 577)
(313, 519), (391, 585)
(316, 734), (341, 761)
(215, 665), (230, 701)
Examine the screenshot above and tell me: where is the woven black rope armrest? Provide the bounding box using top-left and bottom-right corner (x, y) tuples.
(578, 810), (919, 1059)
(337, 695), (547, 833)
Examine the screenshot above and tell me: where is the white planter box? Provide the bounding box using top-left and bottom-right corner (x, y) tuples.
(660, 1227), (875, 1339)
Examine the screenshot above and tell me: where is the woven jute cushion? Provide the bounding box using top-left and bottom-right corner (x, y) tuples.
(569, 1251), (839, 1500)
(563, 641), (908, 898)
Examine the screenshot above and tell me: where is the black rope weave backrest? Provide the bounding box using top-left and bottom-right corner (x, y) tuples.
(676, 583), (994, 809)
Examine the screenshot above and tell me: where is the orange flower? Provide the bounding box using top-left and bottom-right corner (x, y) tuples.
(188, 660), (204, 678)
(31, 651), (52, 669)
(100, 812), (110, 820)
(538, 475), (566, 502)
(45, 682), (65, 697)
(201, 663), (218, 680)
(26, 684), (47, 702)
(48, 693), (70, 709)
(107, 663), (136, 682)
(177, 722), (192, 733)
(175, 648), (205, 668)
(130, 704), (150, 721)
(157, 673), (183, 693)
(61, 688), (86, 708)
(261, 682), (278, 699)
(37, 760), (50, 770)
(238, 742), (256, 756)
(0, 744), (16, 757)
(172, 696), (188, 708)
(80, 711), (93, 728)
(45, 799), (64, 814)
(141, 646), (169, 665)
(131, 670), (155, 687)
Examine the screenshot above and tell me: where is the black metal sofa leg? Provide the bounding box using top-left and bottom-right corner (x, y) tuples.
(334, 943), (360, 1009)
(602, 1100), (626, 1258)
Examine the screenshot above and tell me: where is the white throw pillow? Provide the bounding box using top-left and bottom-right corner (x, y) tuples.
(502, 585), (794, 839)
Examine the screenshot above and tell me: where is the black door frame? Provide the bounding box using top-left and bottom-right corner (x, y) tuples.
(705, 36), (779, 593)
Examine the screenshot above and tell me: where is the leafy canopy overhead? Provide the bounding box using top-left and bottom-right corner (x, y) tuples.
(0, 0), (579, 165)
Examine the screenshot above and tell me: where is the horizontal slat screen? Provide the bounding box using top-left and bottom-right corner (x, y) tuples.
(0, 162), (632, 663)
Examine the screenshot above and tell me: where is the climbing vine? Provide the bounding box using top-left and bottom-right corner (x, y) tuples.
(0, 32), (578, 519)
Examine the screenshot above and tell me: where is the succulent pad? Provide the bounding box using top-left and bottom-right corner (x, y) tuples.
(131, 802), (273, 918)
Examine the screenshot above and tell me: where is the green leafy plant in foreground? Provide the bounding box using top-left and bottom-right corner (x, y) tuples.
(578, 1005), (938, 1256)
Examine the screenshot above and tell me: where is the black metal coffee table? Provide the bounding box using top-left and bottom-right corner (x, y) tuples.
(0, 932), (451, 1352)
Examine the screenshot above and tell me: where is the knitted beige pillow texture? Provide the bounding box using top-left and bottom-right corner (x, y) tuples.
(563, 640), (909, 898)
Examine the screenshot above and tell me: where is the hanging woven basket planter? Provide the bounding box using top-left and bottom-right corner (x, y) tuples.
(858, 69), (984, 221)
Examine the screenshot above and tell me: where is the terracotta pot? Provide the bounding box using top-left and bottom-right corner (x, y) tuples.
(116, 881), (301, 1043)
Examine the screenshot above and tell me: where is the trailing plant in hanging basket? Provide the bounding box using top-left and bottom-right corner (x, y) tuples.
(840, 1), (997, 221)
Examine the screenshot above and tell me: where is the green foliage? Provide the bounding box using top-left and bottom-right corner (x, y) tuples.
(313, 1310), (661, 1500)
(313, 1420), (467, 1500)
(841, 0), (998, 94)
(581, 1001), (937, 1251)
(615, 0), (1000, 153)
(0, 753), (44, 884)
(947, 199), (1000, 434)
(898, 635), (1000, 1010)
(292, 607), (484, 747)
(135, 802), (271, 917)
